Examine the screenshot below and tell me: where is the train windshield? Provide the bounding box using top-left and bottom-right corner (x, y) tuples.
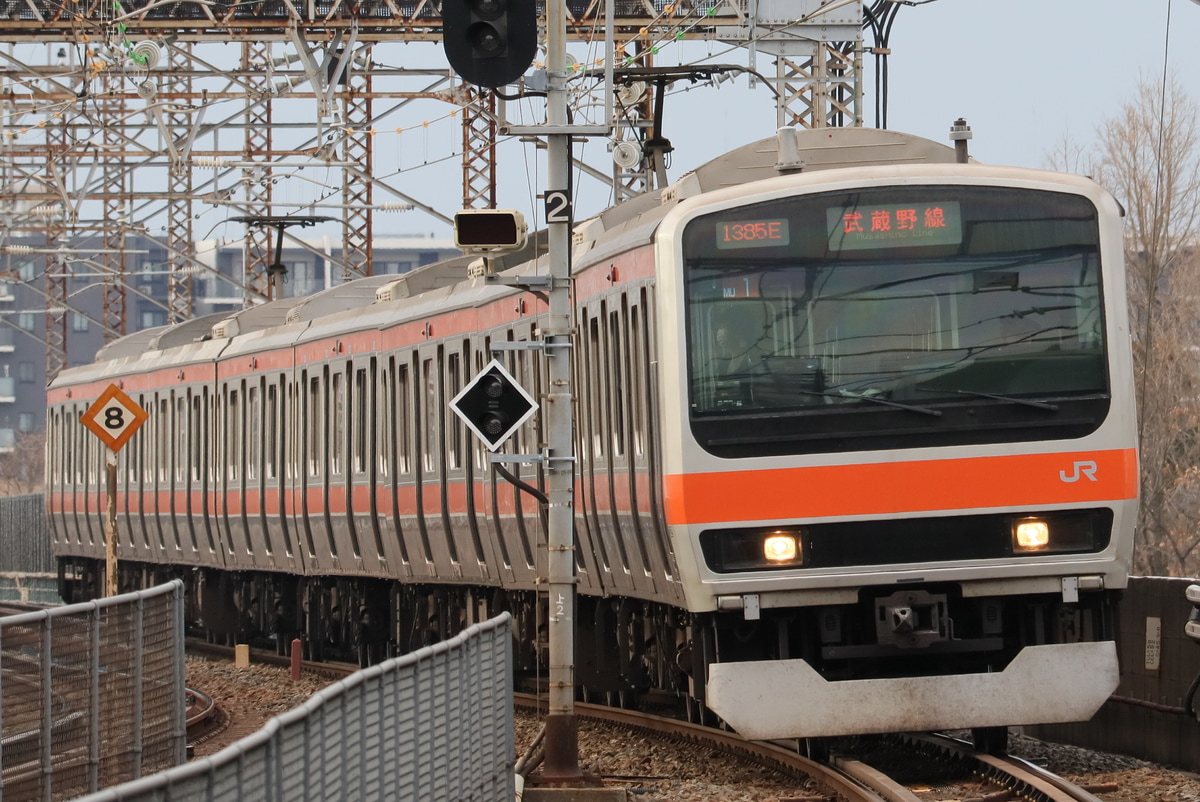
(682, 185), (1109, 456)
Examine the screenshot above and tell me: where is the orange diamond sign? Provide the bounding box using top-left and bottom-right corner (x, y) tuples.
(81, 384), (149, 452)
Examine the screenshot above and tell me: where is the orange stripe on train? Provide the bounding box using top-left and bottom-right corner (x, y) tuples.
(662, 449), (1138, 526)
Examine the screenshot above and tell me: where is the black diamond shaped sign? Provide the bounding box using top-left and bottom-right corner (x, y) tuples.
(450, 358), (538, 451)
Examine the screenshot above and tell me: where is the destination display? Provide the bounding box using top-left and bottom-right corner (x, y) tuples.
(715, 219), (790, 250)
(827, 201), (962, 250)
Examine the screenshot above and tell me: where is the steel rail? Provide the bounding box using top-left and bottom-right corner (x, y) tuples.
(904, 733), (1108, 802)
(515, 692), (886, 802)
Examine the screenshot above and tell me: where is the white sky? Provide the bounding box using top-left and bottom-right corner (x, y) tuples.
(490, 0), (1200, 230)
(883, 0), (1200, 170)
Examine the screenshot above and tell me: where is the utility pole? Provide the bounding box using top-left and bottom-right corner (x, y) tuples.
(538, 0), (581, 778)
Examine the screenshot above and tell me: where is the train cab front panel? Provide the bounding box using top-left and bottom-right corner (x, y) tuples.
(652, 163), (1139, 738)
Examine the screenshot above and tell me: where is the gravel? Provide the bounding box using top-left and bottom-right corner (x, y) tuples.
(188, 658), (1200, 800)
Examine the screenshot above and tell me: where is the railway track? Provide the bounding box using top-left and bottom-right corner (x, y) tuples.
(514, 696), (1114, 802)
(184, 641), (1111, 801)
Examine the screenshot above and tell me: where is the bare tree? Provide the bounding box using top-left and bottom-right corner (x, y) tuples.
(0, 429), (46, 496)
(1093, 74), (1200, 576)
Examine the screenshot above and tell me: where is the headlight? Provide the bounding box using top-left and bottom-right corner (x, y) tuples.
(763, 533), (798, 562)
(1010, 514), (1095, 554)
(1014, 519), (1050, 551)
(700, 527), (805, 572)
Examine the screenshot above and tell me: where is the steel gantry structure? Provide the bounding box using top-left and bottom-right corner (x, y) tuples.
(0, 0), (908, 378)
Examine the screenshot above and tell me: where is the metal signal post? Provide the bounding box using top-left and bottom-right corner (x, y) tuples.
(538, 0), (583, 780)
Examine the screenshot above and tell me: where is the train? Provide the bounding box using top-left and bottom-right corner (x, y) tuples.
(45, 125), (1139, 751)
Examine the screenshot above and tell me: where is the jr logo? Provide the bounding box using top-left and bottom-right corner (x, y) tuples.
(1059, 460), (1098, 483)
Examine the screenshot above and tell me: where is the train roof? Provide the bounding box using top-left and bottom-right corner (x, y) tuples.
(572, 126), (961, 261)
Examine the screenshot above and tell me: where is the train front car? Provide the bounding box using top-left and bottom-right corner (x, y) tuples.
(655, 156), (1137, 741)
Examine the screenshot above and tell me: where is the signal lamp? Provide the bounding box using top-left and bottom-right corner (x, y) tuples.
(442, 0), (537, 89)
(454, 209), (527, 252)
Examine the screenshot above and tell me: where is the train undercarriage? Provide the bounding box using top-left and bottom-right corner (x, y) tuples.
(57, 557), (1120, 746)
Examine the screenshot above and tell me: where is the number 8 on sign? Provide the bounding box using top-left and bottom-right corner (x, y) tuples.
(82, 384), (149, 452)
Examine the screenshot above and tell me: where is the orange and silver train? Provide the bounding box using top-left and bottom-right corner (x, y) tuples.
(46, 127), (1138, 748)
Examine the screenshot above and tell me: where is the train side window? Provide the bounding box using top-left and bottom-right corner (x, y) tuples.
(266, 382), (278, 480)
(75, 408), (82, 485)
(378, 359), (392, 478)
(631, 298), (646, 457)
(422, 356), (438, 474)
(190, 394), (202, 483)
(331, 368), (345, 476)
(87, 419), (97, 485)
(515, 347), (533, 455)
(397, 362), (411, 475)
(588, 314), (604, 460)
(138, 394), (150, 484)
(286, 382), (297, 480)
(227, 386), (240, 482)
(159, 397), (171, 483)
(53, 411), (58, 487)
(176, 397), (187, 483)
(247, 384), (261, 482)
(354, 365), (369, 475)
(447, 349), (462, 470)
(64, 408), (73, 485)
(308, 374), (323, 478)
(609, 307), (626, 458)
(472, 347), (489, 472)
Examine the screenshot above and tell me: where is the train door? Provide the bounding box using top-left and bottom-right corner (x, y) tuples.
(85, 408), (104, 557)
(300, 366), (335, 572)
(128, 392), (153, 563)
(264, 373), (300, 572)
(391, 352), (428, 577)
(152, 393), (172, 560)
(190, 387), (221, 566)
(350, 356), (388, 574)
(375, 353), (412, 578)
(442, 340), (483, 580)
(205, 385), (230, 564)
(467, 336), (515, 587)
(416, 342), (455, 574)
(222, 378), (253, 568)
(173, 393), (193, 559)
(608, 294), (657, 598)
(579, 302), (633, 597)
(276, 373), (297, 571)
(246, 377), (275, 569)
(633, 285), (682, 605)
(488, 325), (542, 591)
(329, 360), (361, 566)
(162, 391), (183, 559)
(282, 371), (308, 572)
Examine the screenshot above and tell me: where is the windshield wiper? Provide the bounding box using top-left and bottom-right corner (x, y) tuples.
(916, 386), (1059, 411)
(797, 388), (943, 417)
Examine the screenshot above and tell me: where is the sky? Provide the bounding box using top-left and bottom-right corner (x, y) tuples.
(882, 0), (1200, 170)
(480, 0), (1200, 229)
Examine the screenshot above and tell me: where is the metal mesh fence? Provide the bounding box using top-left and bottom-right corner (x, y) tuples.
(0, 495), (54, 575)
(0, 581), (186, 802)
(73, 613), (515, 802)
